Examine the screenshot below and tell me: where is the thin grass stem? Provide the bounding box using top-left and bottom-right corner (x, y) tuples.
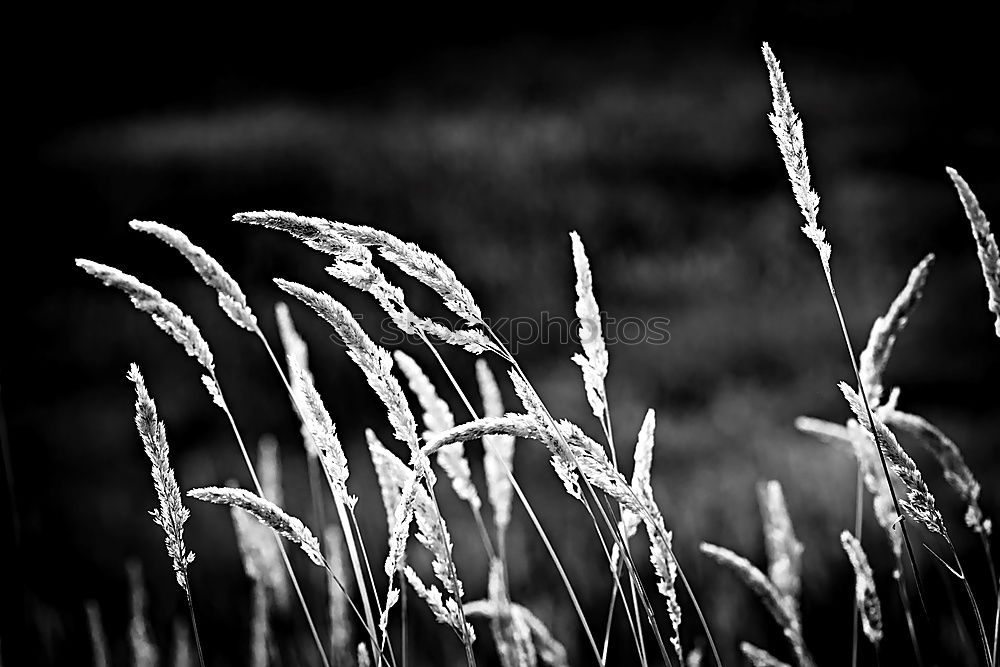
(945, 537), (992, 665)
(852, 461), (863, 667)
(212, 375), (332, 667)
(821, 271), (931, 623)
(184, 580), (207, 667)
(256, 329), (382, 653)
(894, 559), (924, 667)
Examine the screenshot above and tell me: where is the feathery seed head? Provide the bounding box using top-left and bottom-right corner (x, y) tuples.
(761, 42), (829, 268)
(840, 531), (883, 646)
(884, 409), (988, 535)
(394, 351), (480, 509)
(741, 643), (791, 667)
(757, 480), (803, 604)
(128, 364), (195, 592)
(188, 486), (324, 567)
(839, 383), (946, 536)
(79, 260), (214, 371)
(277, 279), (424, 469)
(234, 210), (360, 256)
(858, 253), (934, 407)
(130, 220), (257, 331)
(476, 360), (515, 538)
(946, 168), (1000, 337)
(569, 231), (609, 420)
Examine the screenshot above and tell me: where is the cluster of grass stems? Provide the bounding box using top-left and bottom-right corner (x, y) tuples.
(75, 43), (998, 667)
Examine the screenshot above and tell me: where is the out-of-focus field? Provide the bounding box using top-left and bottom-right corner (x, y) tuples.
(8, 20), (999, 666)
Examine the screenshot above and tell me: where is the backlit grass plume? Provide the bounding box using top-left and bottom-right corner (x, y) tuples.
(741, 642), (791, 667)
(839, 384), (946, 536)
(757, 481), (803, 607)
(947, 167), (1000, 337)
(404, 566), (476, 642)
(620, 409), (682, 663)
(128, 364), (196, 592)
(275, 279), (429, 475)
(187, 486), (324, 567)
(328, 242), (496, 354)
(394, 350), (480, 510)
(858, 253), (935, 407)
(476, 360), (515, 547)
(699, 543), (811, 666)
(236, 210), (484, 327)
(884, 409), (990, 536)
(761, 42), (829, 271)
(274, 302), (318, 458)
(840, 531), (883, 648)
(700, 483), (814, 667)
(424, 413), (638, 515)
(129, 221), (257, 331)
(79, 260), (213, 371)
(569, 231), (609, 424)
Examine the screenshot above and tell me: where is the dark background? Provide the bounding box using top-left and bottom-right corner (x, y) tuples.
(6, 8), (1000, 666)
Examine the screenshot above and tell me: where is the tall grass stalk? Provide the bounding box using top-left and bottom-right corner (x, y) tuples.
(760, 40), (932, 634)
(208, 377), (332, 667)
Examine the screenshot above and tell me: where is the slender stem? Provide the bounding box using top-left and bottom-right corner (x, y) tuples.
(894, 561), (924, 667)
(992, 576), (998, 667)
(821, 269), (930, 621)
(183, 581), (207, 667)
(980, 531), (999, 598)
(946, 537), (992, 665)
(599, 543), (650, 667)
(594, 371), (649, 665)
(321, 556), (394, 667)
(212, 374), (332, 667)
(851, 461), (863, 667)
(256, 329), (383, 653)
(401, 570), (408, 667)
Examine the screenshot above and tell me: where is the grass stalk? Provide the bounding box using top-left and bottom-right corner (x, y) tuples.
(821, 270), (930, 622)
(894, 558), (924, 667)
(212, 374), (332, 667)
(183, 582), (207, 667)
(256, 328), (383, 654)
(944, 537), (993, 665)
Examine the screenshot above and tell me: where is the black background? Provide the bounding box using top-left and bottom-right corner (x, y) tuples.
(6, 7), (1000, 666)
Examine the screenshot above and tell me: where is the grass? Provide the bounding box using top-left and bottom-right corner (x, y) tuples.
(63, 43), (999, 667)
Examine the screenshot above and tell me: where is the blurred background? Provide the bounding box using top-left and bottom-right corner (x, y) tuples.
(6, 7), (1000, 666)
